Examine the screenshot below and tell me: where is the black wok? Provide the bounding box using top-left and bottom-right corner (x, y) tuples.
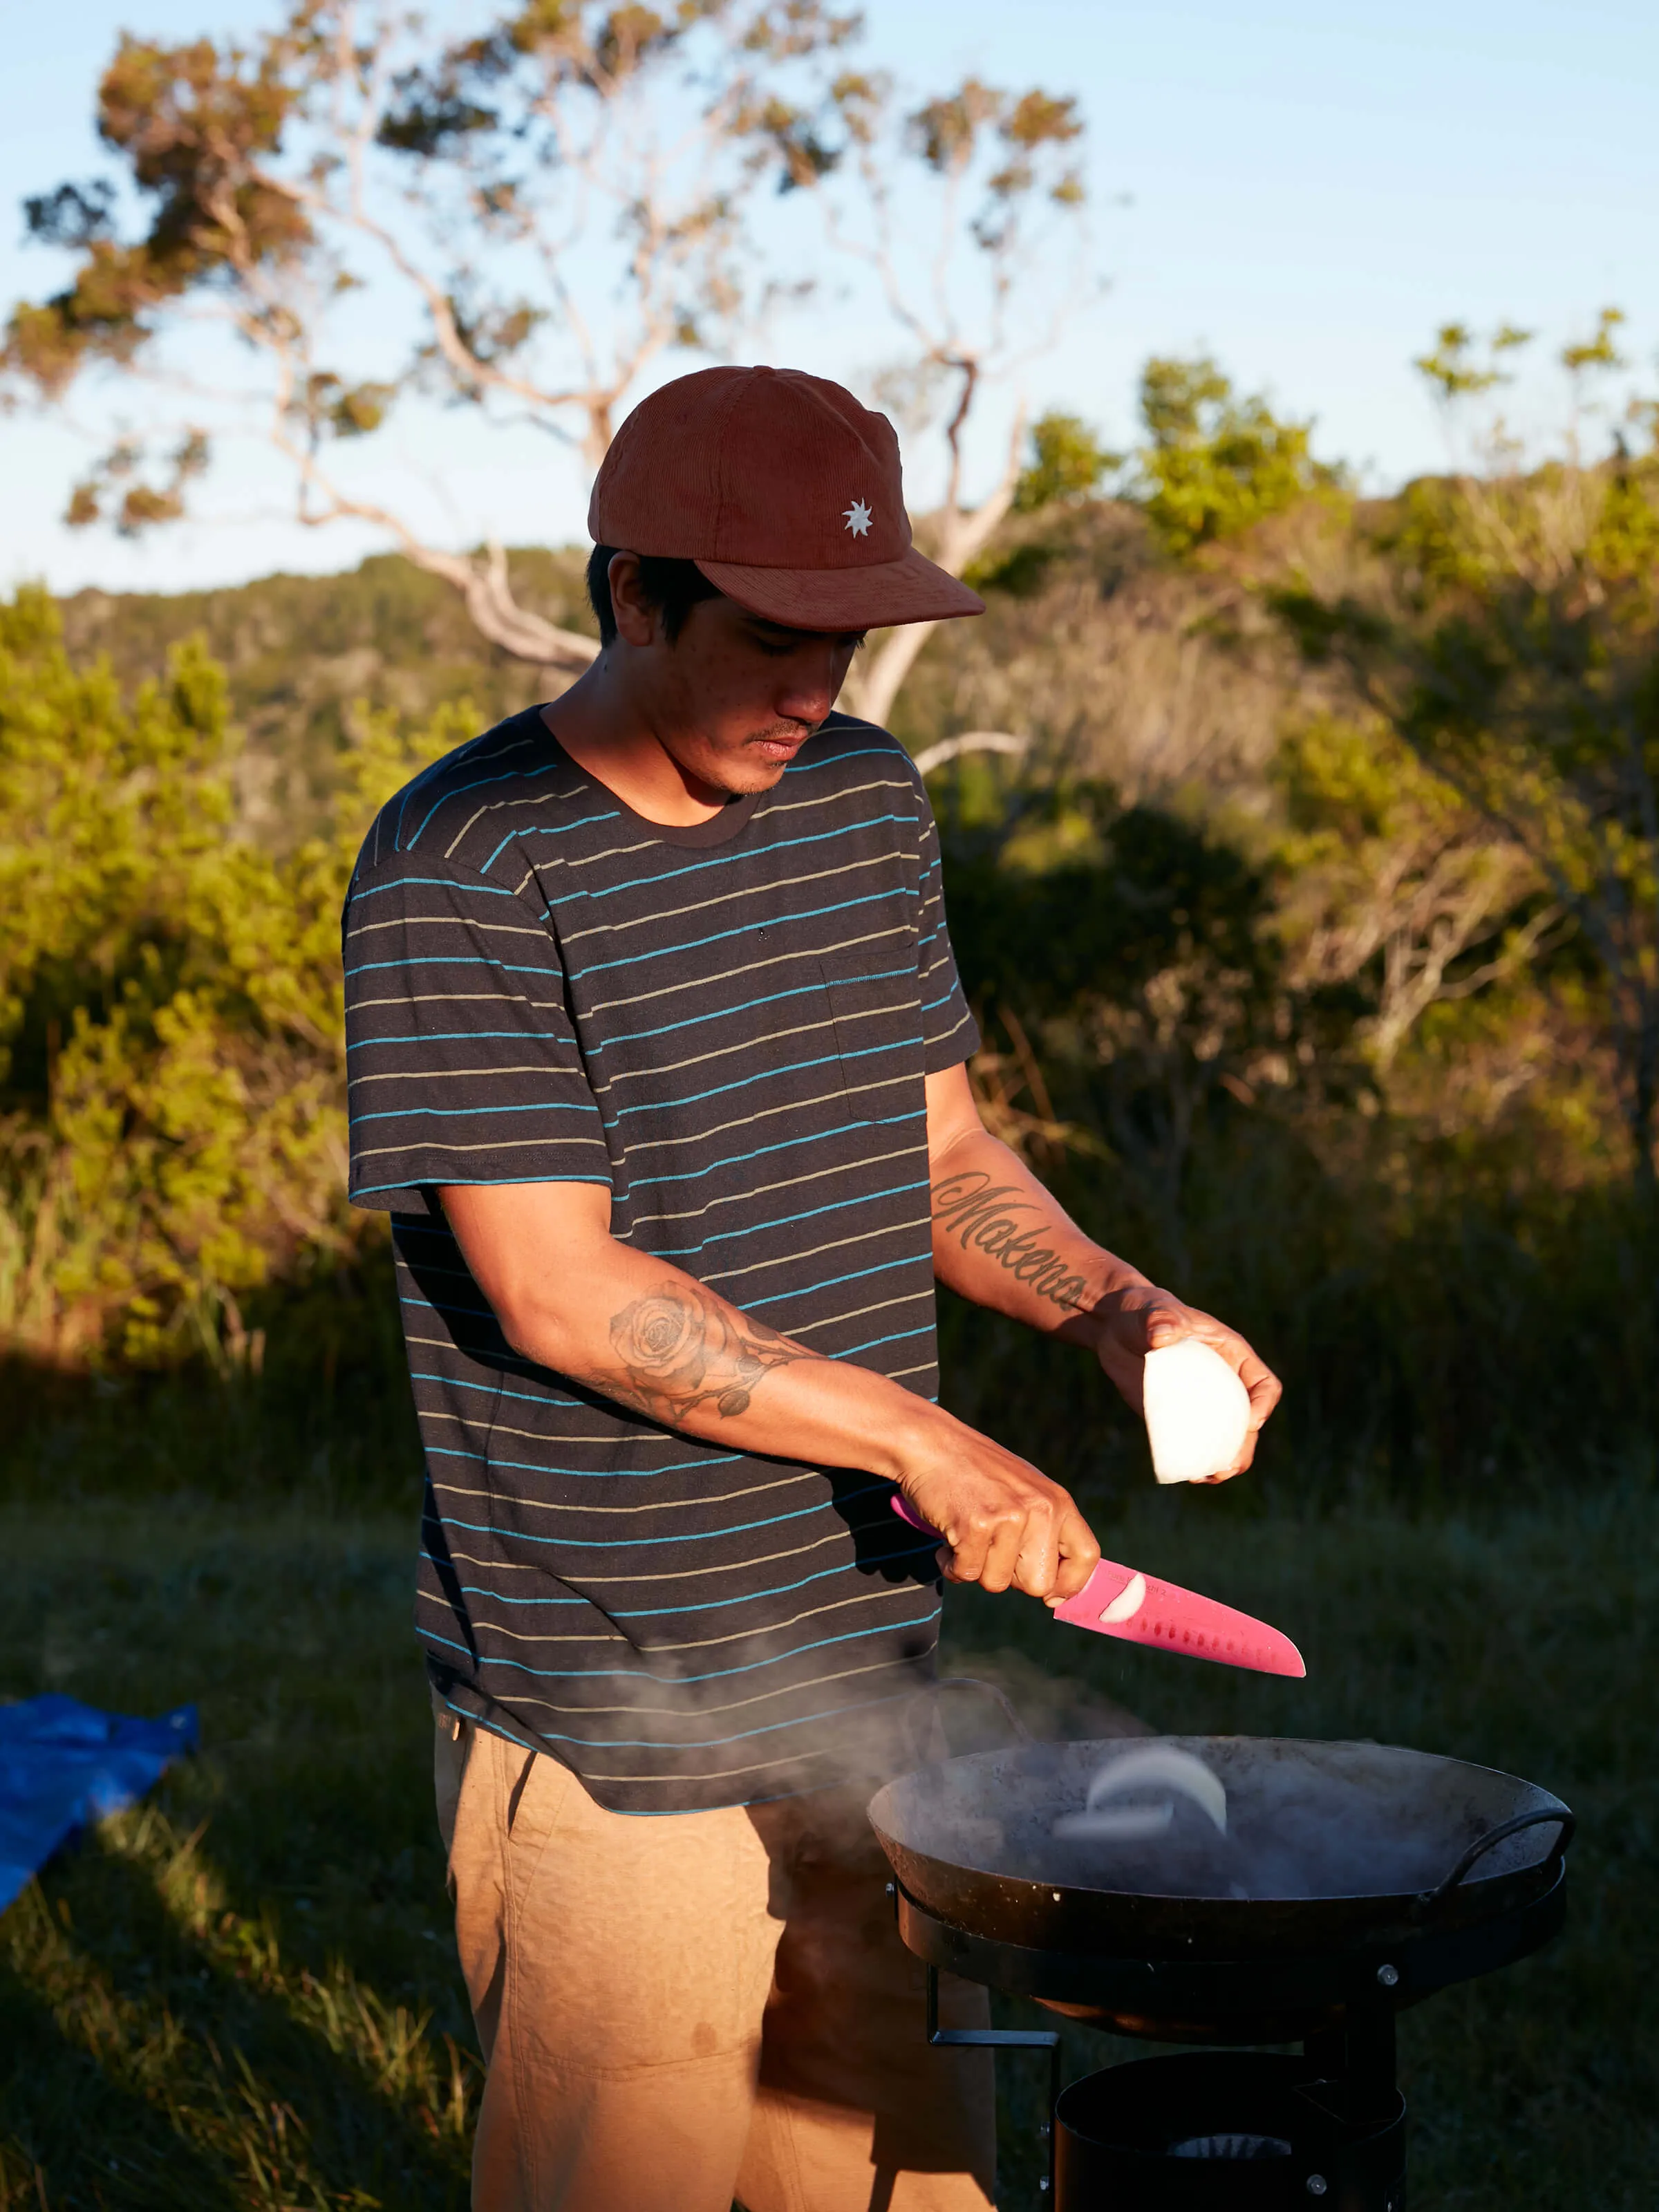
(868, 1735), (1573, 1965)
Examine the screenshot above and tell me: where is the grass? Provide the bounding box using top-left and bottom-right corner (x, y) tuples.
(1, 1484), (1654, 2209)
(0, 1508), (471, 2210)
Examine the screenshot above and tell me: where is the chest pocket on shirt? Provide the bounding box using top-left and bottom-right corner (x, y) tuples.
(817, 951), (922, 1126)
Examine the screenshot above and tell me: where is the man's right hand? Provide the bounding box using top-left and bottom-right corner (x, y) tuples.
(896, 1439), (1100, 1602)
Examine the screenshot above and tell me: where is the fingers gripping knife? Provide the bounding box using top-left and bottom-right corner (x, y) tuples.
(888, 1496), (1306, 1678)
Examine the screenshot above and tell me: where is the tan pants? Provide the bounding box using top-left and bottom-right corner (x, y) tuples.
(435, 1706), (997, 2212)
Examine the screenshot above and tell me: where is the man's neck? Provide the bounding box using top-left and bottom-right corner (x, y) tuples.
(539, 668), (729, 827)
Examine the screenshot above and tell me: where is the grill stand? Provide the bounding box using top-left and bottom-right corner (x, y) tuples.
(920, 1955), (1061, 2197)
(892, 1868), (1567, 2210)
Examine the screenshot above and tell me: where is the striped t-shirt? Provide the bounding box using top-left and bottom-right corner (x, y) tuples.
(343, 705), (979, 1812)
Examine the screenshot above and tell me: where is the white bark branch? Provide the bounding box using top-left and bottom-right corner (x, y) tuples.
(911, 730), (1031, 776)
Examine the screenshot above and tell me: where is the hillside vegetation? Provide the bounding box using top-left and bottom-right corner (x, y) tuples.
(55, 547), (594, 850)
(6, 344), (1658, 1503)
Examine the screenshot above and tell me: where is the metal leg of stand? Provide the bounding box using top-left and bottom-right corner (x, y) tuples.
(1303, 2005), (1399, 2128)
(1344, 2003), (1398, 2130)
(925, 1960), (1061, 2201)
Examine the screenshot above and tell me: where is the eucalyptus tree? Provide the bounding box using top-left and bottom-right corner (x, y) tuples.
(6, 0), (1094, 727)
(6, 1), (860, 669)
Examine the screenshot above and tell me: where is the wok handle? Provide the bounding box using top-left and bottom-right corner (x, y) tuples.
(1419, 1806), (1576, 1909)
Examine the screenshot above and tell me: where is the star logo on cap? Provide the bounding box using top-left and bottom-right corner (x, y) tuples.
(842, 497), (873, 538)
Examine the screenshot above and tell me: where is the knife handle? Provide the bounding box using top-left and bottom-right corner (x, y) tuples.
(890, 1493), (943, 1541)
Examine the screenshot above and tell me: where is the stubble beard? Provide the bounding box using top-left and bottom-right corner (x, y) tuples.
(678, 718), (818, 797)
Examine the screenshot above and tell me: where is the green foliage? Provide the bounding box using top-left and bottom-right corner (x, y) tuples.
(6, 570), (1649, 1492)
(1012, 411), (1118, 514)
(65, 427), (210, 538)
(1272, 713), (1555, 1072)
(938, 777), (1348, 1271)
(0, 588), (464, 1365)
(1418, 305), (1633, 398)
(941, 782), (1286, 1052)
(5, 25), (310, 400)
(903, 77), (1082, 200)
(1281, 339), (1659, 1176)
(970, 361), (1338, 595)
(55, 548), (593, 847)
(1133, 355), (1341, 556)
(930, 762), (1653, 1492)
(1, 3), (845, 409)
(1560, 303), (1627, 377)
(960, 540), (1060, 598)
(3, 301), (1653, 1495)
(1413, 319), (1535, 402)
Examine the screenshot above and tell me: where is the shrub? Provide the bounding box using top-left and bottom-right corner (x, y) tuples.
(0, 586), (462, 1365)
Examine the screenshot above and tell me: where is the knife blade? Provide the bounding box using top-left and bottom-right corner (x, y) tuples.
(888, 1494), (1305, 1678)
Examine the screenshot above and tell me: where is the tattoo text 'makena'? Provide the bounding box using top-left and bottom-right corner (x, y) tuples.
(930, 1171), (1093, 1315)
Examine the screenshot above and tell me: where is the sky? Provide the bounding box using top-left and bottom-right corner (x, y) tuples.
(2, 0), (1656, 597)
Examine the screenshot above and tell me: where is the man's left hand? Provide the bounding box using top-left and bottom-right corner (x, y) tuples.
(1087, 1285), (1282, 1482)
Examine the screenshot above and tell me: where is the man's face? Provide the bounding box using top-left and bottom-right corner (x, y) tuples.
(626, 585), (865, 798)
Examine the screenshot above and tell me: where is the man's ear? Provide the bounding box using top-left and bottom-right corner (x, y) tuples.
(606, 552), (659, 648)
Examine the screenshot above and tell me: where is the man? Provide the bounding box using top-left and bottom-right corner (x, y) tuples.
(343, 365), (1279, 2211)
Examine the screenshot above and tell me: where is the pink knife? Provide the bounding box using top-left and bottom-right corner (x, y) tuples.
(888, 1494), (1305, 1678)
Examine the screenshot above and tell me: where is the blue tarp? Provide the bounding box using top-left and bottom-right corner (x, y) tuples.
(0, 1694), (199, 1913)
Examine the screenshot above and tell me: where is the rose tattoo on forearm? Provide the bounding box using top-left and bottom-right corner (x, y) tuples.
(930, 1170), (1094, 1317)
(606, 1280), (814, 1423)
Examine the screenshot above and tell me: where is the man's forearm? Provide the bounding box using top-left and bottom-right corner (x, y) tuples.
(919, 1090), (1282, 1478)
(928, 1125), (1152, 1348)
(438, 1178), (1103, 1597)
(591, 1262), (951, 1478)
(442, 1188), (955, 1485)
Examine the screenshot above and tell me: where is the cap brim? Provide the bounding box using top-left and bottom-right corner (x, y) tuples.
(695, 545), (983, 632)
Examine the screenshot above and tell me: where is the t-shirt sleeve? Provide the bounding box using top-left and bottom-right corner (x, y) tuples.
(912, 780), (981, 1073)
(343, 856), (611, 1212)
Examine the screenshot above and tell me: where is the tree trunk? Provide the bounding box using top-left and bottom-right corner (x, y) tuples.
(842, 427), (1024, 728)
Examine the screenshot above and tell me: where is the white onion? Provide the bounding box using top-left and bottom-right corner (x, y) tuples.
(1052, 1801), (1174, 1842)
(1096, 1570), (1147, 1625)
(1143, 1338), (1251, 1485)
(1051, 1746), (1230, 1846)
(1085, 1746), (1228, 1835)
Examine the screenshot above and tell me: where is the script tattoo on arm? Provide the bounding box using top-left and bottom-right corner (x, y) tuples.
(930, 1170), (1095, 1319)
(606, 1280), (814, 1423)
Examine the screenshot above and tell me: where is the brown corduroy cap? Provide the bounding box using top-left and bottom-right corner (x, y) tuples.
(588, 365), (984, 633)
